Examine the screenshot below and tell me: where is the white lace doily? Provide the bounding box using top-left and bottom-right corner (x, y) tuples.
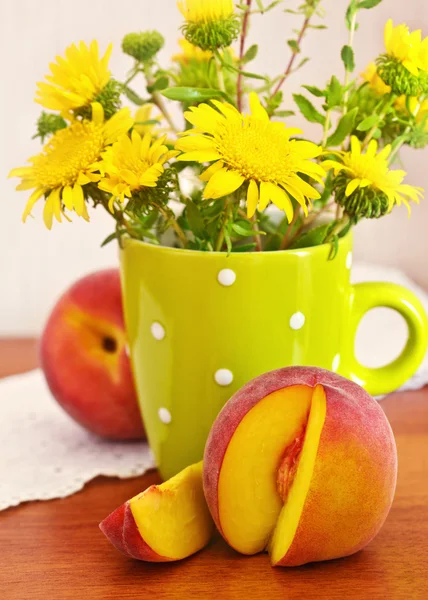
(1, 262), (427, 512)
(0, 370), (154, 511)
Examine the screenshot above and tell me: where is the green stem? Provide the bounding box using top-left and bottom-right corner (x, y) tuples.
(279, 208), (300, 250)
(214, 52), (226, 93)
(122, 66), (140, 89)
(237, 0), (252, 112)
(342, 11), (357, 113)
(143, 63), (179, 134)
(388, 100), (422, 164)
(155, 203), (188, 248)
(270, 16), (311, 99)
(326, 214), (350, 242)
(251, 214), (262, 251)
(321, 109), (331, 147)
(362, 94), (396, 149)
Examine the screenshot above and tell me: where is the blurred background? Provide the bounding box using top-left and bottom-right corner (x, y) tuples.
(1, 0), (427, 335)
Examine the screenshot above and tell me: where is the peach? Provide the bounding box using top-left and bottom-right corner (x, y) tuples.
(203, 367), (397, 567)
(41, 269), (144, 440)
(100, 462), (214, 561)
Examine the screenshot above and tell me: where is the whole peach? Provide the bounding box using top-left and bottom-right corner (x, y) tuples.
(40, 269), (144, 440)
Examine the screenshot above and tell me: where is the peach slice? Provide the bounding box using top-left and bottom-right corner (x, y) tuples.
(100, 462), (214, 561)
(203, 367), (397, 567)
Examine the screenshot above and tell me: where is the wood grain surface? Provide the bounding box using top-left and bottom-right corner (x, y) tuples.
(0, 339), (427, 600)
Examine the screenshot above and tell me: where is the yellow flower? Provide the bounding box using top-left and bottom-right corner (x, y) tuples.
(323, 136), (423, 215)
(97, 131), (178, 206)
(134, 104), (162, 136)
(395, 95), (428, 127)
(172, 38), (213, 64)
(177, 0), (234, 24)
(175, 93), (324, 220)
(384, 19), (428, 77)
(177, 0), (239, 51)
(361, 62), (391, 96)
(9, 104), (133, 228)
(35, 41), (112, 112)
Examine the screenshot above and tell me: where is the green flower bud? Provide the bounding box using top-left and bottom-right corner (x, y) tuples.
(332, 172), (390, 220)
(181, 16), (240, 52)
(376, 54), (428, 97)
(75, 79), (122, 120)
(34, 112), (67, 142)
(122, 31), (165, 63)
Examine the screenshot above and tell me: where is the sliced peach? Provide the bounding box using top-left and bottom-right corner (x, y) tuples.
(203, 367), (397, 567)
(100, 462), (214, 562)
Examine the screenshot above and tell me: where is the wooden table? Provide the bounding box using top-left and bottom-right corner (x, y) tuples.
(1, 339), (427, 599)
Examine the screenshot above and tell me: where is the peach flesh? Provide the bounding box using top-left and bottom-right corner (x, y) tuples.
(100, 462), (214, 562)
(203, 367), (397, 567)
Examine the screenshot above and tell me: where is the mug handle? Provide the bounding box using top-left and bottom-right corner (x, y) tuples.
(347, 282), (428, 396)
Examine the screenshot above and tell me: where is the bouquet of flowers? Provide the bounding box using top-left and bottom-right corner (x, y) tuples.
(10, 0), (427, 255)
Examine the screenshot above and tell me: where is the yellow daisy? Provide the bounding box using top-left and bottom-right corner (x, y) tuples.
(395, 95), (428, 127)
(35, 41), (112, 112)
(9, 104), (133, 228)
(383, 19), (428, 77)
(177, 0), (234, 24)
(175, 92), (324, 220)
(322, 136), (423, 215)
(97, 131), (178, 206)
(361, 62), (391, 96)
(172, 38), (213, 64)
(134, 104), (163, 137)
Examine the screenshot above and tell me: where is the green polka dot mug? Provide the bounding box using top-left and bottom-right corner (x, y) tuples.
(120, 234), (428, 479)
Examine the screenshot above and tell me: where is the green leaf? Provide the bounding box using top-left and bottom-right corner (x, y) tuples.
(231, 243), (257, 252)
(242, 44), (258, 64)
(122, 85), (146, 106)
(255, 0), (264, 10)
(287, 39), (300, 53)
(293, 94), (325, 125)
(328, 235), (340, 260)
(274, 110), (295, 117)
(302, 85), (325, 98)
(341, 45), (355, 72)
(231, 222), (265, 237)
(289, 224), (332, 249)
(161, 87), (229, 103)
(357, 0), (383, 8)
(345, 0), (358, 29)
(223, 62), (268, 81)
(147, 76), (169, 93)
(326, 107), (359, 146)
(186, 200), (205, 238)
(356, 114), (379, 131)
(101, 229), (127, 247)
(326, 76), (343, 109)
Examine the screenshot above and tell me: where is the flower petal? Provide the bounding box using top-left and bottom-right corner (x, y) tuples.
(246, 180), (259, 218)
(203, 168), (244, 200)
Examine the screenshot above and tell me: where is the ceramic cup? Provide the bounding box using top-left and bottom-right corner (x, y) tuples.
(120, 235), (428, 478)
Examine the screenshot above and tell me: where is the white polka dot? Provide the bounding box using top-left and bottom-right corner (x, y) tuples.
(125, 344), (130, 357)
(332, 354), (340, 372)
(214, 369), (234, 386)
(158, 407), (172, 424)
(289, 312), (305, 330)
(218, 269), (236, 287)
(151, 322), (165, 340)
(346, 252), (353, 270)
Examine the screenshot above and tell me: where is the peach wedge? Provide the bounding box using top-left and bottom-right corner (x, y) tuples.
(100, 462), (214, 561)
(203, 366), (397, 567)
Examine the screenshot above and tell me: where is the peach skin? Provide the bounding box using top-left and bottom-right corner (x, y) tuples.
(203, 366), (397, 567)
(40, 269), (144, 440)
(100, 462), (214, 562)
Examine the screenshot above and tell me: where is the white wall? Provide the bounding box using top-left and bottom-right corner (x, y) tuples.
(1, 0), (427, 335)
